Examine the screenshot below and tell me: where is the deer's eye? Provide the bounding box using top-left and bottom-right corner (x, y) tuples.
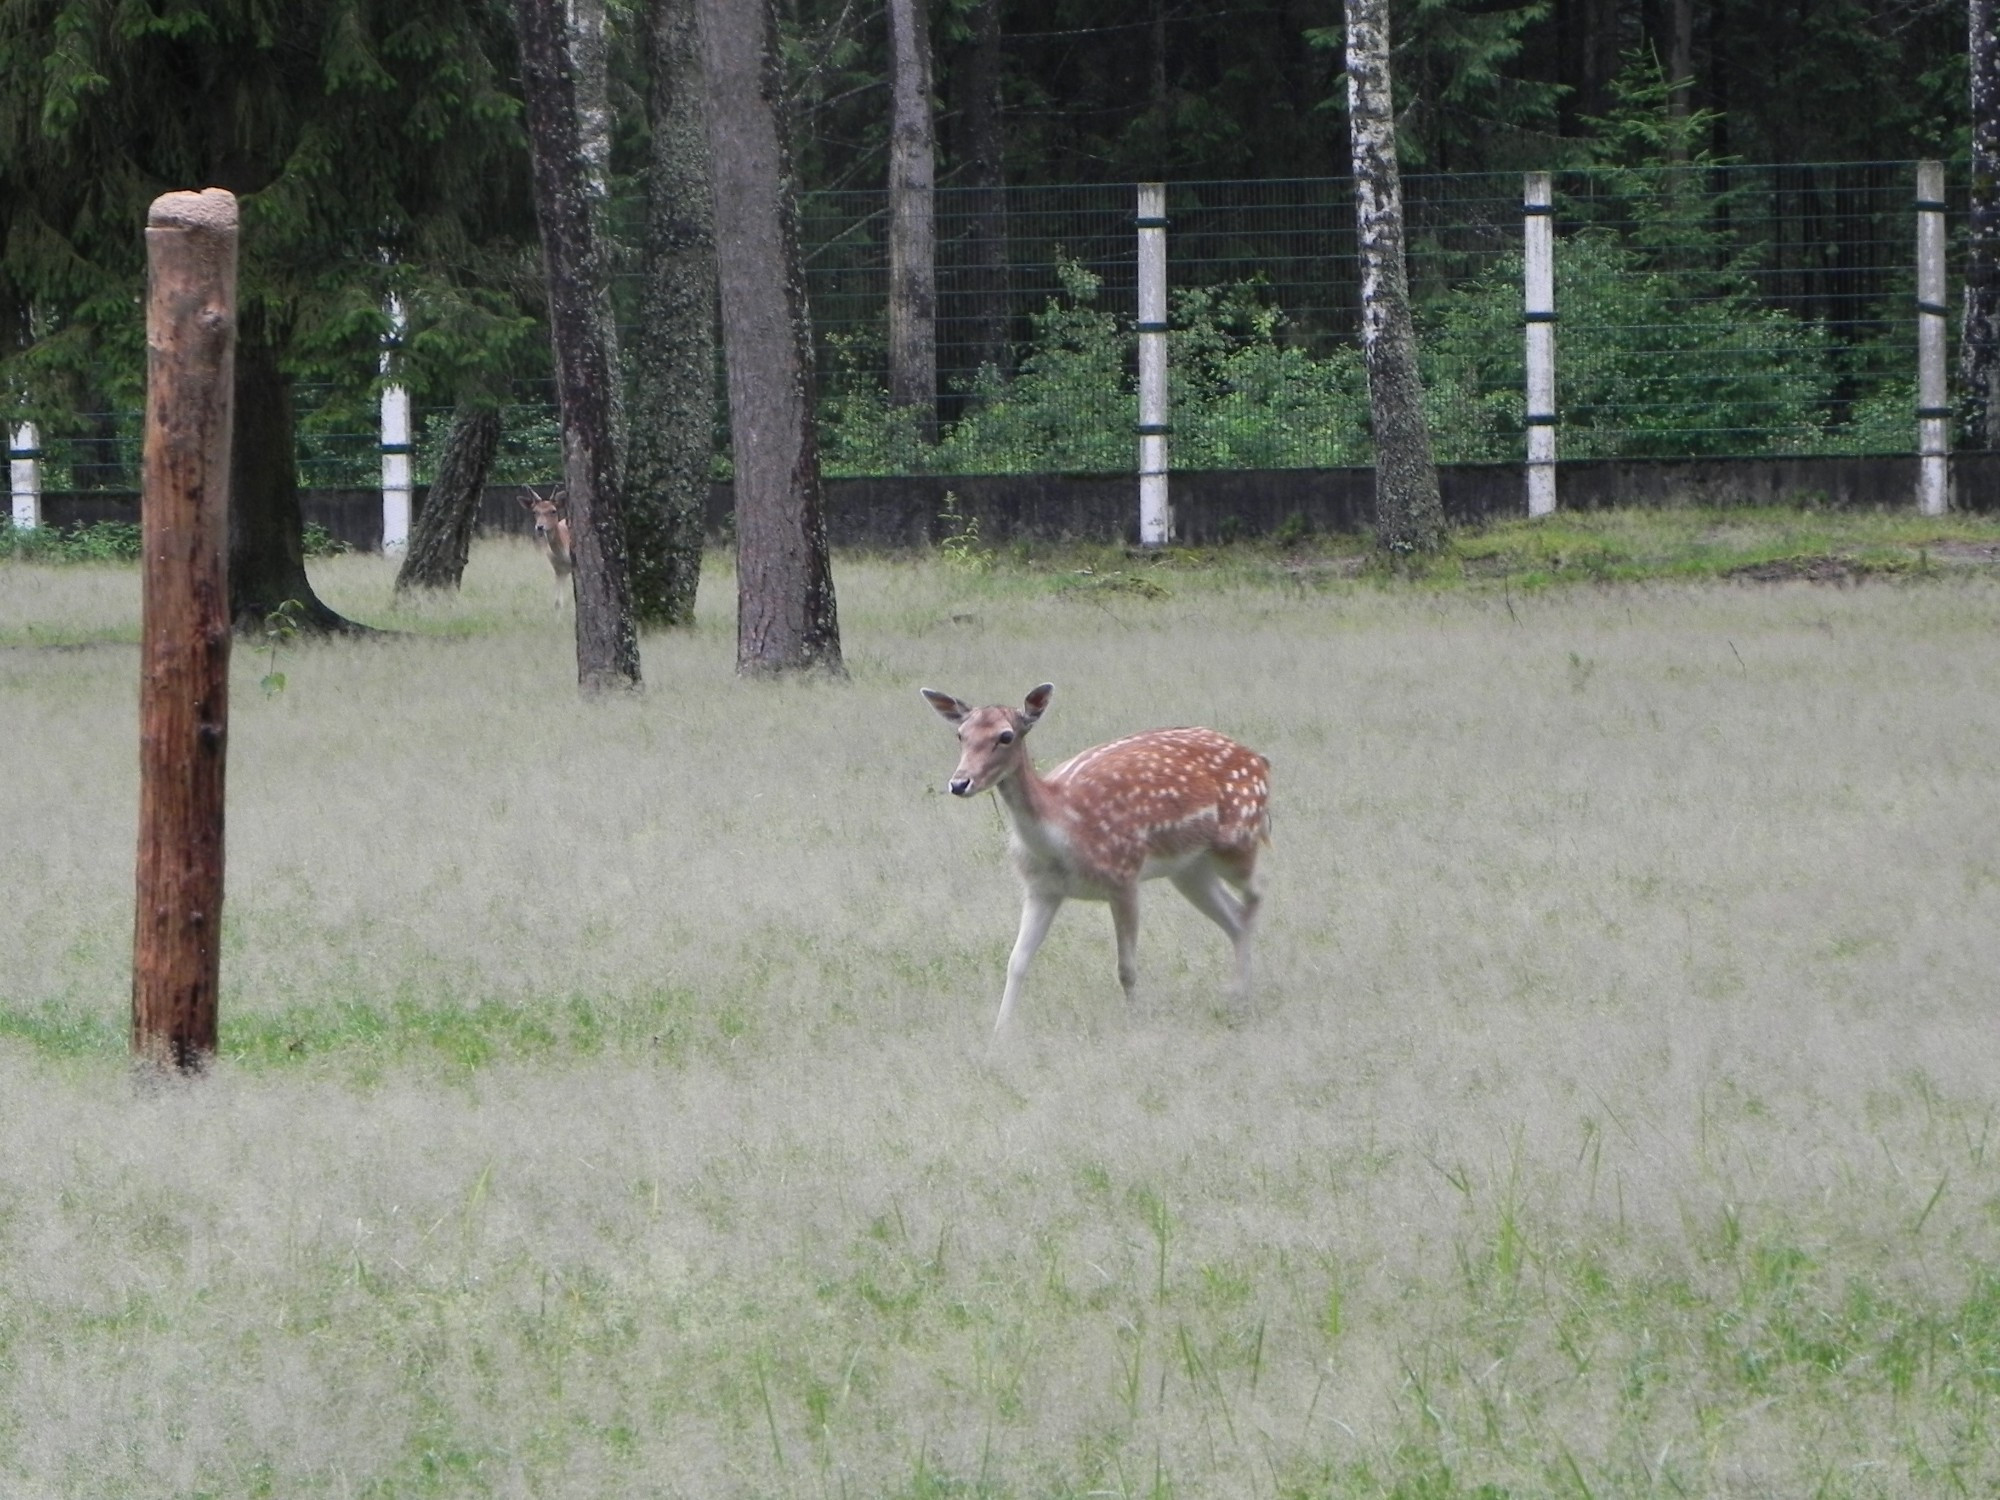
(996, 729), (1015, 745)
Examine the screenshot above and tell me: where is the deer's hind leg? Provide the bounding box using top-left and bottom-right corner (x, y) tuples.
(1172, 853), (1259, 1004)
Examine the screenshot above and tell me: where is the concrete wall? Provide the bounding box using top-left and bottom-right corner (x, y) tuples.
(35, 453), (1999, 551)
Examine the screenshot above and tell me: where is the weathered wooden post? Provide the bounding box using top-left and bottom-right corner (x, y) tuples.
(133, 189), (238, 1075)
(1523, 172), (1557, 518)
(9, 421), (40, 530)
(1136, 182), (1171, 547)
(1916, 160), (1950, 517)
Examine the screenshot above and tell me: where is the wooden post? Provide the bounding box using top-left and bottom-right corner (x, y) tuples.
(133, 189), (238, 1075)
(1917, 161), (1950, 516)
(1523, 172), (1557, 518)
(1136, 183), (1171, 547)
(9, 421), (40, 530)
(381, 295), (412, 553)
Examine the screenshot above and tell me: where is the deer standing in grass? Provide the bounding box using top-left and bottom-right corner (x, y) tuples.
(520, 490), (573, 608)
(923, 683), (1270, 1033)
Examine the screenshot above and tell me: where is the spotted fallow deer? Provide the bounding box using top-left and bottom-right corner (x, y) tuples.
(520, 489), (573, 608)
(922, 682), (1270, 1033)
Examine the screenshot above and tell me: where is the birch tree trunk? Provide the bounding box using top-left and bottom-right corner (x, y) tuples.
(1345, 0), (1446, 557)
(1965, 0), (2000, 448)
(394, 404), (500, 593)
(514, 0), (641, 690)
(887, 0), (938, 440)
(626, 0), (717, 627)
(699, 0), (843, 675)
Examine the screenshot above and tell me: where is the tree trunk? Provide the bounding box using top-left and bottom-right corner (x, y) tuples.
(515, 0), (642, 690)
(394, 403), (500, 593)
(1965, 0), (2000, 448)
(699, 0), (844, 676)
(949, 0), (1009, 399)
(1345, 0), (1446, 557)
(887, 0), (939, 440)
(1664, 0), (1695, 158)
(228, 311), (362, 632)
(626, 0), (717, 629)
(1560, 0), (1624, 130)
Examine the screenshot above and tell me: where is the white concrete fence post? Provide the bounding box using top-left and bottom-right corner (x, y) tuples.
(1916, 160), (1950, 517)
(380, 294), (412, 552)
(1136, 182), (1171, 547)
(1524, 172), (1557, 518)
(9, 421), (40, 530)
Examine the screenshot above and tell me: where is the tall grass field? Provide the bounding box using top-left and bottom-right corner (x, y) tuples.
(3, 519), (1999, 1498)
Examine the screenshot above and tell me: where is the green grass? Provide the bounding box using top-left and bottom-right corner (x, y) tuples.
(3, 515), (1999, 1496)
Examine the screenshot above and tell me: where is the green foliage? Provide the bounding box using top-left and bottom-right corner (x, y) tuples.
(0, 519), (141, 562)
(935, 491), (992, 572)
(1305, 0), (1562, 171)
(0, 1), (540, 449)
(260, 598), (306, 696)
(932, 258), (1133, 474)
(301, 521), (351, 559)
(1422, 235), (1840, 461)
(1168, 282), (1371, 468)
(821, 263), (1371, 477)
(415, 403), (562, 487)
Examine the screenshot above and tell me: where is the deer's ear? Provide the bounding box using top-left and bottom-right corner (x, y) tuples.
(1022, 683), (1054, 724)
(922, 688), (971, 725)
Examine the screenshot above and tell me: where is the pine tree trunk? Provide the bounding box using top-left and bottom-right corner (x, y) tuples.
(227, 315), (362, 632)
(887, 0), (938, 440)
(1664, 0), (1695, 159)
(626, 0), (717, 629)
(395, 404), (500, 593)
(515, 0), (642, 690)
(699, 0), (844, 676)
(952, 0), (1009, 391)
(1965, 0), (2000, 449)
(1345, 0), (1445, 557)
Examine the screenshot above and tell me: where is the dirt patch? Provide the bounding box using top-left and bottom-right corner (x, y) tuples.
(1924, 539), (2000, 563)
(1281, 555), (1369, 582)
(1723, 554), (1893, 584)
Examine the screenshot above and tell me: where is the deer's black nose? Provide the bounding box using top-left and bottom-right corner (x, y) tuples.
(949, 776), (974, 796)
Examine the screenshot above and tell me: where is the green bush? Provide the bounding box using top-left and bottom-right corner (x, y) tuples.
(1422, 234), (1842, 461)
(819, 262), (1372, 477)
(2, 519), (144, 562)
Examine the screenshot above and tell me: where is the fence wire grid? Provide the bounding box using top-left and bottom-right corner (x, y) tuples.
(17, 162), (1954, 492)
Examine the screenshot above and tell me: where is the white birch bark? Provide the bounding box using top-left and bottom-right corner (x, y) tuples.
(887, 0), (938, 440)
(1345, 0), (1445, 555)
(1964, 0), (2000, 447)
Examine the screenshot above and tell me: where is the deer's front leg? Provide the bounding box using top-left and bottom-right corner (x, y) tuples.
(995, 890), (1063, 1034)
(1110, 886), (1140, 1004)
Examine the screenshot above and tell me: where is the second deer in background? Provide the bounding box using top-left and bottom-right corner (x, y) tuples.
(520, 489), (573, 609)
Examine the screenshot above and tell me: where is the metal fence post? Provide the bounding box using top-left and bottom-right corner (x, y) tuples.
(381, 294), (412, 552)
(1524, 172), (1557, 518)
(1136, 182), (1171, 546)
(1916, 160), (1950, 516)
(10, 421), (40, 529)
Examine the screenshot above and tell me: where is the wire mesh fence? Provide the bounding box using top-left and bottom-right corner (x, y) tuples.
(14, 161), (1947, 493)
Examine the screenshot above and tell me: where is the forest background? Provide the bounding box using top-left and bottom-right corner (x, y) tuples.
(0, 0), (1975, 499)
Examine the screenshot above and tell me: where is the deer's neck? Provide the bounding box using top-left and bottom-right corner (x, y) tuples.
(995, 754), (1061, 833)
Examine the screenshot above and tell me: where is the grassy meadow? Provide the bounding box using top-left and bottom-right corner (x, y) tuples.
(3, 514), (2000, 1497)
